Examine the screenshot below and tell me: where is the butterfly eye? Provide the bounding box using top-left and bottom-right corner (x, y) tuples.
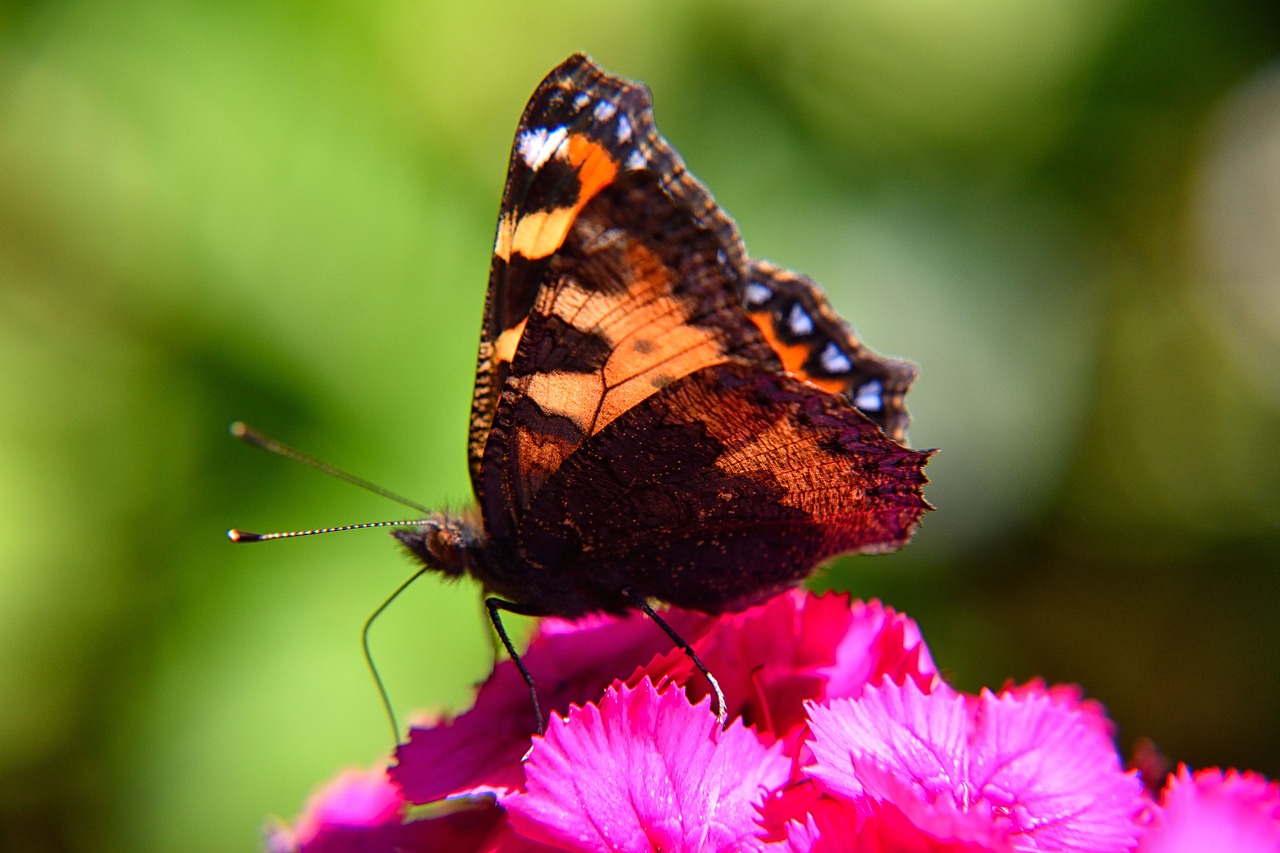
(426, 523), (470, 571)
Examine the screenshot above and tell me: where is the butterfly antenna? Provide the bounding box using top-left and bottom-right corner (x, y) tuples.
(229, 421), (433, 515)
(228, 422), (440, 746)
(227, 520), (427, 543)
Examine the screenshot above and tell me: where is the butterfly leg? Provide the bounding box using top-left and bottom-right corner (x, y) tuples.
(364, 566), (433, 745)
(621, 589), (727, 727)
(484, 597), (546, 735)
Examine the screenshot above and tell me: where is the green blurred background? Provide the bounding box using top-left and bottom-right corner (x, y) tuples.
(3, 0), (1280, 849)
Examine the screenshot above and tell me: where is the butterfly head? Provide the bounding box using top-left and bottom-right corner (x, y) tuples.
(392, 512), (482, 578)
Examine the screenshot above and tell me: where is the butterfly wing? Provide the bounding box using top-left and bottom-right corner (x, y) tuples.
(472, 55), (924, 540)
(468, 54), (745, 494)
(452, 54), (932, 619)
(478, 171), (777, 544)
(742, 260), (918, 442)
(515, 360), (933, 615)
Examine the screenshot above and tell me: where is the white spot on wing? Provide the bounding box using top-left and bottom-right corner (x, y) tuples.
(854, 379), (884, 412)
(820, 342), (854, 374)
(787, 303), (814, 336)
(517, 126), (568, 171)
(616, 113), (632, 143)
(744, 281), (772, 307)
(593, 100), (618, 121)
(624, 149), (646, 171)
(573, 92), (591, 110)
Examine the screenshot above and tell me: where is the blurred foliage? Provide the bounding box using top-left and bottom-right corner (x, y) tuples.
(2, 0), (1279, 850)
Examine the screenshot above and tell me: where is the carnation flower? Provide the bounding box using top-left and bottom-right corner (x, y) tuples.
(504, 679), (790, 852)
(389, 607), (711, 804)
(802, 679), (1147, 852)
(265, 591), (1278, 852)
(262, 765), (507, 853)
(390, 590), (927, 805)
(1136, 765), (1280, 852)
(631, 592), (937, 744)
(264, 766), (403, 853)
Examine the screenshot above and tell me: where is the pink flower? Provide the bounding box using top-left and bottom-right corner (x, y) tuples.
(503, 678), (790, 852)
(391, 591), (931, 806)
(264, 766), (401, 853)
(263, 765), (509, 853)
(391, 608), (711, 804)
(265, 592), (1278, 852)
(635, 592), (936, 743)
(1137, 765), (1280, 852)
(802, 679), (1148, 852)
(264, 772), (559, 853)
(759, 779), (1009, 852)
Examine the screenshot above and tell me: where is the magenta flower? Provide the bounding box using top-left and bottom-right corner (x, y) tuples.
(264, 766), (402, 853)
(391, 608), (712, 804)
(391, 590), (927, 806)
(504, 679), (790, 851)
(801, 679), (1148, 852)
(263, 765), (507, 853)
(632, 592), (936, 743)
(1136, 765), (1280, 852)
(266, 591), (1279, 852)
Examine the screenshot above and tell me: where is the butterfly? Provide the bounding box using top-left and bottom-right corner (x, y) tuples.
(387, 54), (932, 726)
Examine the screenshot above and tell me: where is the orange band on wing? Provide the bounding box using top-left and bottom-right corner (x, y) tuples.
(494, 135), (621, 263)
(749, 311), (846, 395)
(566, 134), (619, 202)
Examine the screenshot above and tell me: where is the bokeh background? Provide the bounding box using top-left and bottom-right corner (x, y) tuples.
(4, 0), (1280, 849)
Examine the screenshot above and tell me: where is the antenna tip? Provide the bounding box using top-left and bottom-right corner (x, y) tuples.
(227, 529), (263, 543)
(230, 421), (270, 448)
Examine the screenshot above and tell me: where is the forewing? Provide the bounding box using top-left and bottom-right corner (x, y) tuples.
(478, 173), (777, 541)
(468, 54), (745, 493)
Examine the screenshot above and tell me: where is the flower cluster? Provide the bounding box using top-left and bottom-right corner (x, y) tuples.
(265, 591), (1280, 852)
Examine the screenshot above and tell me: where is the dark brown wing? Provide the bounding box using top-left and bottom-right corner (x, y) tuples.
(743, 260), (918, 442)
(512, 362), (933, 616)
(451, 55), (932, 620)
(478, 172), (777, 544)
(468, 54), (745, 494)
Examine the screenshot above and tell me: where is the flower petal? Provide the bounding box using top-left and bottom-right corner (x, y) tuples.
(505, 678), (789, 852)
(638, 591), (937, 741)
(392, 609), (709, 804)
(967, 686), (1144, 851)
(767, 791), (1012, 853)
(807, 678), (969, 804)
(806, 679), (1146, 852)
(265, 766), (404, 853)
(1137, 765), (1280, 852)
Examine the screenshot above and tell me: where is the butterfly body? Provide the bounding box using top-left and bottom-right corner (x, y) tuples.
(396, 54), (931, 623)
